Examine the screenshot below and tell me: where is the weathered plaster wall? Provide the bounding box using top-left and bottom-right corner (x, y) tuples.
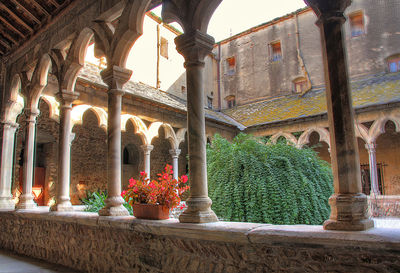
(0, 211), (399, 273)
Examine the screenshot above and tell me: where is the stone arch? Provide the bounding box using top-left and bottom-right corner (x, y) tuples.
(3, 74), (24, 123)
(27, 53), (52, 111)
(270, 132), (298, 146)
(297, 127), (330, 148)
(354, 123), (370, 144)
(163, 124), (186, 150)
(369, 115), (400, 143)
(71, 105), (107, 131)
(121, 114), (162, 145)
(40, 95), (60, 122)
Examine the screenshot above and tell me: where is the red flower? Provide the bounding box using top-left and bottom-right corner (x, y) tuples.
(181, 175), (188, 183)
(140, 171), (146, 177)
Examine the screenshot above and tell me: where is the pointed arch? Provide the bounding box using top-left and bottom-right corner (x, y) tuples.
(71, 105), (107, 131)
(270, 132), (298, 146)
(121, 114), (161, 145)
(297, 127), (331, 148)
(354, 123), (370, 143)
(3, 74), (24, 123)
(40, 95), (60, 122)
(163, 124), (186, 150)
(369, 115), (400, 142)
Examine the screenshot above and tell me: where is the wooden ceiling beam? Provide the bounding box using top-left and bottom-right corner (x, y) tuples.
(10, 0), (41, 24)
(0, 48), (5, 55)
(0, 26), (18, 45)
(48, 0), (61, 9)
(0, 15), (25, 38)
(31, 0), (50, 17)
(0, 38), (11, 50)
(0, 3), (33, 33)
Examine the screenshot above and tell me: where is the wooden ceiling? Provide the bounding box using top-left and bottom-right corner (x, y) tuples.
(0, 0), (75, 57)
(0, 0), (163, 59)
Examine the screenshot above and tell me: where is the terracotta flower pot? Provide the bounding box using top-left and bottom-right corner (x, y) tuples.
(132, 204), (170, 220)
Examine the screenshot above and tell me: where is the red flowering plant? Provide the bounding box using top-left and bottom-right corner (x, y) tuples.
(122, 164), (189, 210)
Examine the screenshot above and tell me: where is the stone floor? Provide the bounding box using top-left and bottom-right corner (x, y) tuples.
(0, 249), (78, 273)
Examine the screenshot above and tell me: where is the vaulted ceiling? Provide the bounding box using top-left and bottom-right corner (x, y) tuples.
(0, 0), (162, 58)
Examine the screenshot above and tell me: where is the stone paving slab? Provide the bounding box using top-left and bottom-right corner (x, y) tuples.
(0, 249), (78, 273)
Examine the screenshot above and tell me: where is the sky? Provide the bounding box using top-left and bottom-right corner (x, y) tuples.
(153, 0), (307, 42)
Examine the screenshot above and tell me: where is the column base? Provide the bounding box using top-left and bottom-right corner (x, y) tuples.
(179, 196), (218, 223)
(98, 196), (129, 216)
(16, 194), (37, 210)
(50, 200), (73, 212)
(323, 193), (374, 231)
(0, 196), (15, 210)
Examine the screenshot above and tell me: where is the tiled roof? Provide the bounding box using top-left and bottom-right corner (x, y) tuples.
(77, 63), (240, 128)
(222, 72), (400, 127)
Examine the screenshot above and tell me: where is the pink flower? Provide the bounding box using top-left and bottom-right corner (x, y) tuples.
(181, 175), (188, 183)
(121, 190), (127, 197)
(140, 171), (146, 177)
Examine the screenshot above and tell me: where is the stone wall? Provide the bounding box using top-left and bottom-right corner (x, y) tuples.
(0, 211), (399, 273)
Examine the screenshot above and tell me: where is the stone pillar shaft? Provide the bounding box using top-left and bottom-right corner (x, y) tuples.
(0, 122), (18, 209)
(175, 31), (218, 223)
(141, 145), (153, 180)
(99, 66), (131, 216)
(17, 110), (39, 210)
(365, 143), (380, 195)
(51, 91), (78, 211)
(169, 149), (181, 180)
(306, 0), (374, 230)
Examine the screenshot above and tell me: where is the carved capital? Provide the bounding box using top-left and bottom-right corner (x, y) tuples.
(56, 90), (79, 108)
(305, 0), (351, 24)
(100, 65), (132, 91)
(365, 143), (377, 153)
(141, 144), (154, 155)
(24, 108), (40, 122)
(175, 30), (214, 68)
(169, 148), (181, 158)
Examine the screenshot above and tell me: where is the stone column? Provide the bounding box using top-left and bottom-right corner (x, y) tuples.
(365, 143), (380, 195)
(141, 145), (153, 180)
(0, 121), (18, 210)
(99, 66), (131, 216)
(51, 91), (78, 212)
(16, 109), (39, 210)
(306, 0), (373, 230)
(175, 31), (218, 223)
(169, 148), (181, 180)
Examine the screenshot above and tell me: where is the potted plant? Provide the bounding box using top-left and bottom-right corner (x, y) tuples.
(122, 164), (189, 220)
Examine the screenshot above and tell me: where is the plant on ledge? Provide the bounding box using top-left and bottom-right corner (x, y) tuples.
(122, 164), (189, 219)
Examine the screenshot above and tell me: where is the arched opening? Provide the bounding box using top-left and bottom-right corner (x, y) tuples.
(122, 120), (142, 189)
(70, 109), (107, 204)
(305, 131), (331, 163)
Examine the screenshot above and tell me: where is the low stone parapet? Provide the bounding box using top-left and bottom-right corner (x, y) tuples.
(0, 211), (399, 272)
(369, 195), (400, 217)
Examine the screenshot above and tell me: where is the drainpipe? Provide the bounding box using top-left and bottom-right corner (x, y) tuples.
(156, 24), (161, 89)
(295, 13), (312, 93)
(217, 42), (222, 110)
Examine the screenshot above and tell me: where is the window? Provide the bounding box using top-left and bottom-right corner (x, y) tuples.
(360, 163), (385, 195)
(207, 96), (213, 109)
(270, 41), (282, 62)
(387, 55), (400, 73)
(225, 95), (236, 109)
(349, 11), (365, 37)
(293, 77), (308, 93)
(160, 37), (168, 59)
(225, 56), (236, 75)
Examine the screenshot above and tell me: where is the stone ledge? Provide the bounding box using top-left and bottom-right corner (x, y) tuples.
(3, 210), (400, 247)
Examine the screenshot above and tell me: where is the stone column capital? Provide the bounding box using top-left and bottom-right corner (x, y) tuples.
(0, 120), (19, 129)
(175, 30), (214, 68)
(24, 109), (40, 122)
(365, 143), (377, 153)
(56, 90), (79, 108)
(141, 144), (154, 154)
(169, 148), (181, 158)
(100, 65), (132, 91)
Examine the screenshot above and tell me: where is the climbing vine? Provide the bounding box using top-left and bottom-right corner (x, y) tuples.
(207, 133), (333, 225)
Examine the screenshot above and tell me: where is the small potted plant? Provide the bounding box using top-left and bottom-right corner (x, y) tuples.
(122, 164), (189, 220)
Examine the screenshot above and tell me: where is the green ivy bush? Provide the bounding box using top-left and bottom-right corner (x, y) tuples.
(207, 133), (333, 225)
